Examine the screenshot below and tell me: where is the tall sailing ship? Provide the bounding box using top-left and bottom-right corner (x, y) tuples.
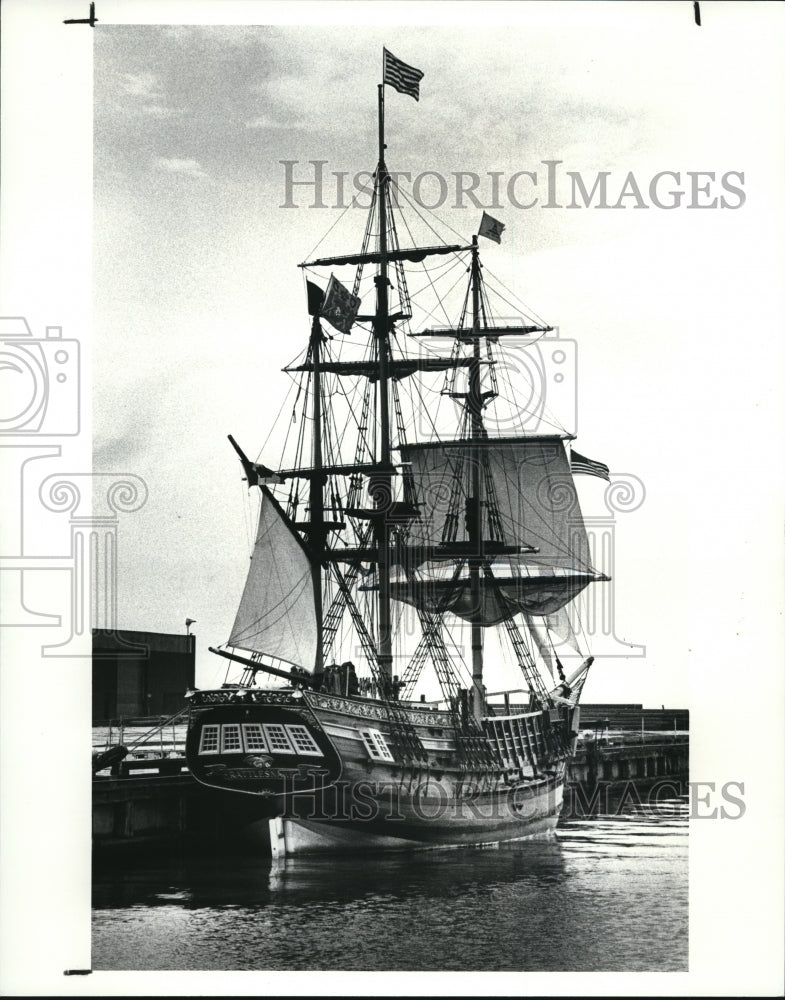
(185, 50), (610, 855)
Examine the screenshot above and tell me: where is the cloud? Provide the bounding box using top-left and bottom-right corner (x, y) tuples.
(93, 429), (148, 470)
(143, 104), (179, 119)
(153, 157), (207, 179)
(245, 113), (306, 130)
(113, 72), (183, 120)
(121, 72), (160, 99)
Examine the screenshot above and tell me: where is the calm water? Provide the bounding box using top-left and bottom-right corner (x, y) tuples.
(92, 800), (687, 972)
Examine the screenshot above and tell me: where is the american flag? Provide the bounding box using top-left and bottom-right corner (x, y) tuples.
(570, 450), (610, 481)
(383, 48), (424, 101)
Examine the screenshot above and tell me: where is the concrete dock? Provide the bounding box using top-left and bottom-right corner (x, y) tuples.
(93, 769), (272, 855)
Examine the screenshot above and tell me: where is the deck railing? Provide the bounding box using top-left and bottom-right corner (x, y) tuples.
(93, 708), (191, 776)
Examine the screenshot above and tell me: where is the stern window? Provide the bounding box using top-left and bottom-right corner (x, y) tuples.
(263, 724), (295, 754)
(221, 724), (243, 753)
(242, 723), (268, 753)
(198, 724), (220, 755)
(285, 724), (323, 757)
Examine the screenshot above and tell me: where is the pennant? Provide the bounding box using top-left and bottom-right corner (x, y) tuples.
(383, 48), (424, 101)
(252, 464), (284, 486)
(570, 450), (610, 481)
(478, 211), (505, 244)
(227, 435), (283, 487)
(320, 274), (361, 335)
(306, 280), (325, 317)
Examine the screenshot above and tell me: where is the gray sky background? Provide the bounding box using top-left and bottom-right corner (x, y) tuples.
(93, 9), (784, 704)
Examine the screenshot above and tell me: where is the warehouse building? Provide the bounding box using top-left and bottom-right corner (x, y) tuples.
(92, 628), (195, 723)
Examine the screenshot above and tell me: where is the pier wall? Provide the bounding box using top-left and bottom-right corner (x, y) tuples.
(577, 703), (689, 732)
(568, 737), (689, 788)
(93, 773), (270, 853)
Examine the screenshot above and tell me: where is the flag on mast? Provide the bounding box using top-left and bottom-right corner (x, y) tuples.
(570, 450), (610, 481)
(320, 274), (361, 335)
(383, 48), (424, 101)
(478, 211), (505, 244)
(306, 279), (325, 317)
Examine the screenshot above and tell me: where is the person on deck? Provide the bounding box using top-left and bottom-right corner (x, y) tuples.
(345, 662), (360, 696)
(311, 662), (324, 692)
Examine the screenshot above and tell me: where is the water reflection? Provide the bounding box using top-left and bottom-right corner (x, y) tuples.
(94, 836), (568, 911)
(93, 802), (687, 972)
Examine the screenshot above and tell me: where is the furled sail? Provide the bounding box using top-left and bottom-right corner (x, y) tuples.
(228, 487), (317, 668)
(389, 435), (604, 623)
(389, 566), (597, 624)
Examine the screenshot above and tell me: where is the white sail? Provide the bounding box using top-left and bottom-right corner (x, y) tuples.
(527, 617), (557, 678)
(400, 435), (592, 571)
(390, 435), (604, 622)
(228, 488), (317, 669)
(536, 606), (584, 656)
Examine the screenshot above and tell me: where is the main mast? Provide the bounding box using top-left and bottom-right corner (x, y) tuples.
(468, 235), (484, 720)
(309, 308), (325, 672)
(374, 82), (393, 689)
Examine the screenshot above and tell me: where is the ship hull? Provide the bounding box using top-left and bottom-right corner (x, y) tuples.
(186, 686), (574, 853)
(263, 773), (562, 855)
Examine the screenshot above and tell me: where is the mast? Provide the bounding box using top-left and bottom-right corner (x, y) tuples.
(468, 235), (484, 721)
(374, 81), (393, 689)
(310, 310), (325, 672)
